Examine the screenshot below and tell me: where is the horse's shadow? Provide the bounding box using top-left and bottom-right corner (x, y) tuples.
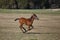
(26, 32), (59, 34)
(26, 32), (41, 34)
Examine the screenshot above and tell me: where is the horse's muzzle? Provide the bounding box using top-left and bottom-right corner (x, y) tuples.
(36, 17), (39, 20)
(35, 16), (39, 20)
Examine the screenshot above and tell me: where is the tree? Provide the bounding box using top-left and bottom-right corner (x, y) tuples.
(44, 0), (51, 9)
(13, 0), (19, 9)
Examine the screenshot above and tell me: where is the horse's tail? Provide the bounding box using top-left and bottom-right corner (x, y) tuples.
(15, 18), (19, 21)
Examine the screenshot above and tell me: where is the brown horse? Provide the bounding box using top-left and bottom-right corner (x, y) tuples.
(15, 14), (39, 33)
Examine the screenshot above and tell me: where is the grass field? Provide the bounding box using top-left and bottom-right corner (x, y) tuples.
(0, 9), (60, 40)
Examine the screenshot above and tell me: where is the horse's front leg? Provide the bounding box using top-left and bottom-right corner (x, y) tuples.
(29, 25), (34, 30)
(28, 26), (31, 31)
(27, 25), (34, 31)
(30, 25), (34, 29)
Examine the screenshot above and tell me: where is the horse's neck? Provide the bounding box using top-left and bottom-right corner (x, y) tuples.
(30, 16), (34, 22)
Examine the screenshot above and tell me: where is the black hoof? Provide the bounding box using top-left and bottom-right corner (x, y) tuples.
(23, 31), (27, 33)
(23, 32), (26, 33)
(23, 32), (25, 33)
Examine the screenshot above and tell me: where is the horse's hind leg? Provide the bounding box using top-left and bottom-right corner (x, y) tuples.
(22, 27), (27, 33)
(19, 25), (27, 33)
(19, 25), (24, 33)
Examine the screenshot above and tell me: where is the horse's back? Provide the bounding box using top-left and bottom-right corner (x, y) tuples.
(19, 17), (31, 25)
(19, 18), (27, 24)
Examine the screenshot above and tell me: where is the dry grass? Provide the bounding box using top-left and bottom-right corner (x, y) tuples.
(0, 13), (60, 40)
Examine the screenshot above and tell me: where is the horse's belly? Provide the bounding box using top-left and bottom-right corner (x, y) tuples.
(26, 21), (32, 26)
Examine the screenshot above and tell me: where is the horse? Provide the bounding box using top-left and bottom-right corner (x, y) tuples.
(15, 14), (39, 33)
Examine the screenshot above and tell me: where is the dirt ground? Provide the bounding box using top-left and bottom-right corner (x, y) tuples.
(0, 13), (60, 40)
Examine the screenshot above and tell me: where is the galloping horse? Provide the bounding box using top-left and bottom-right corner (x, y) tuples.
(15, 14), (39, 33)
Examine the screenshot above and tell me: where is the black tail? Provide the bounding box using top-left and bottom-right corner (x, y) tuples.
(14, 18), (19, 21)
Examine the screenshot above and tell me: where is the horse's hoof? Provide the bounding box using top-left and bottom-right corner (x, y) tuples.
(22, 31), (25, 33)
(23, 32), (26, 33)
(23, 31), (27, 33)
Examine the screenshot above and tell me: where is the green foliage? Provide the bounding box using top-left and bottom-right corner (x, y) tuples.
(0, 0), (13, 8)
(0, 0), (28, 9)
(0, 9), (60, 15)
(18, 0), (28, 8)
(0, 0), (60, 9)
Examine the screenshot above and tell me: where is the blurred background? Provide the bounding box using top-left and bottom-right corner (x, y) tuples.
(0, 0), (60, 9)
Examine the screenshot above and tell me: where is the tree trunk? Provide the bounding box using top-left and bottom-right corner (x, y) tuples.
(14, 0), (19, 9)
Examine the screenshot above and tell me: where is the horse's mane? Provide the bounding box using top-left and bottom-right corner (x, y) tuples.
(30, 16), (33, 19)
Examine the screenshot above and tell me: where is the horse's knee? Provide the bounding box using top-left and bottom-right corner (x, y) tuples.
(27, 26), (31, 31)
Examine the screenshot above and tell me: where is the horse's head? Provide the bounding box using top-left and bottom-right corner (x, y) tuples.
(32, 14), (39, 20)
